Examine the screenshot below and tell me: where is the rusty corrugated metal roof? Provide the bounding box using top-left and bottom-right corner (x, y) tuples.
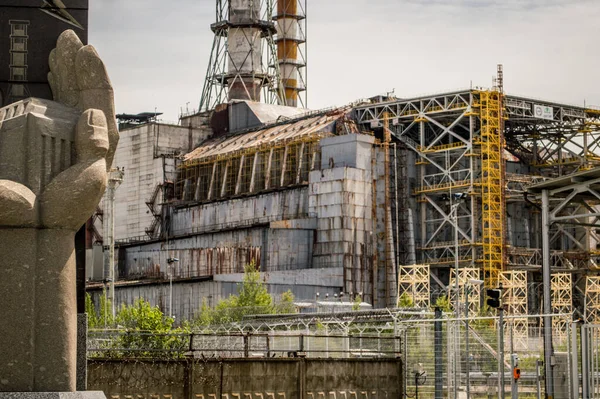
(183, 110), (345, 162)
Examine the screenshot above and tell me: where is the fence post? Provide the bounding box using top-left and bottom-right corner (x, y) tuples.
(184, 357), (192, 399)
(536, 360), (543, 399)
(403, 328), (408, 399)
(582, 325), (589, 399)
(434, 307), (443, 399)
(571, 321), (579, 399)
(498, 306), (505, 399)
(298, 357), (306, 399)
(244, 334), (249, 358)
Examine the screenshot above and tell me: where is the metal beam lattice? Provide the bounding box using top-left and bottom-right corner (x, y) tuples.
(449, 267), (481, 314)
(500, 271), (528, 351)
(397, 264), (430, 308)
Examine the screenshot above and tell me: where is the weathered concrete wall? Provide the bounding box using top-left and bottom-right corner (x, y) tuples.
(171, 187), (309, 236)
(120, 225), (313, 279)
(309, 134), (384, 305)
(88, 268), (343, 321)
(88, 358), (403, 399)
(109, 122), (210, 241)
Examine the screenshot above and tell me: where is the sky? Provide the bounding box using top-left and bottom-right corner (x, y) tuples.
(89, 0), (600, 122)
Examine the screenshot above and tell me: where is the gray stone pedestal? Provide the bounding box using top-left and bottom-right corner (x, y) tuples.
(0, 393), (105, 399)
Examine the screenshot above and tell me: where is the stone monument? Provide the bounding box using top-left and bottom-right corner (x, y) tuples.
(0, 30), (118, 396)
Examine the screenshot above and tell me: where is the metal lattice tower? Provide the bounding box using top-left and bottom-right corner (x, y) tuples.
(551, 273), (572, 337)
(585, 276), (600, 323)
(199, 0), (285, 112)
(500, 271), (528, 351)
(397, 264), (430, 308)
(449, 267), (481, 314)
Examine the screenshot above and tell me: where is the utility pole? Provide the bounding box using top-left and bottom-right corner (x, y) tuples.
(103, 167), (124, 318)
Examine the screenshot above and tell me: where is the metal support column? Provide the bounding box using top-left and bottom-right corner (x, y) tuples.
(542, 189), (554, 399)
(499, 305), (505, 399)
(434, 307), (443, 399)
(571, 321), (579, 399)
(582, 325), (589, 399)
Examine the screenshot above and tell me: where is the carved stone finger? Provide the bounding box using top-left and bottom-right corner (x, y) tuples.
(75, 108), (109, 162)
(76, 44), (118, 169)
(0, 180), (37, 227)
(54, 30), (83, 107)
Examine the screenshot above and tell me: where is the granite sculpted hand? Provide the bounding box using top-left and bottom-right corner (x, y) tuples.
(0, 30), (118, 393)
(0, 30), (117, 229)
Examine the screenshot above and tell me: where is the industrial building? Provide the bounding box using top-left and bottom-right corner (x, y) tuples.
(87, 0), (600, 324)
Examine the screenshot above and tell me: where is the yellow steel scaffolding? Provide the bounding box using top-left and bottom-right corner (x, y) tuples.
(478, 89), (505, 288)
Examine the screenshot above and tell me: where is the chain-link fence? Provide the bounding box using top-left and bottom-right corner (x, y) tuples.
(402, 313), (573, 399)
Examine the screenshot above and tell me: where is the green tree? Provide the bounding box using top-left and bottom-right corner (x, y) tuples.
(236, 262), (274, 313)
(194, 298), (214, 327)
(276, 290), (296, 314)
(433, 295), (452, 313)
(85, 290), (114, 328)
(85, 293), (99, 328)
(114, 298), (188, 358)
(398, 292), (414, 308)
(194, 262), (296, 327)
(352, 294), (362, 311)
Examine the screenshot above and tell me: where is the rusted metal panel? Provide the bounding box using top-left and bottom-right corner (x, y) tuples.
(183, 112), (343, 163)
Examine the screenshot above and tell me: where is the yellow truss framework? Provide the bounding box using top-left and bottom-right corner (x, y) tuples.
(585, 276), (600, 323)
(477, 90), (505, 288)
(551, 273), (572, 339)
(397, 264), (430, 308)
(449, 267), (481, 315)
(500, 271), (528, 351)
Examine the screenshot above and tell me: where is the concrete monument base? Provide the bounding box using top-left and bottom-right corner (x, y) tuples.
(0, 392), (106, 399)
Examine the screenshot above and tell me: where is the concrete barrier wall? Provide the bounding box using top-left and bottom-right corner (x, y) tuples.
(88, 358), (402, 399)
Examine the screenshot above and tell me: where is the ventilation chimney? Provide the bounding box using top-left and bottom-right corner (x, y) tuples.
(275, 0), (306, 107)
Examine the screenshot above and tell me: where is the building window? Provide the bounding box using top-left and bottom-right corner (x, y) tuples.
(11, 37), (27, 52)
(10, 52), (26, 67)
(10, 67), (26, 82)
(10, 23), (28, 37)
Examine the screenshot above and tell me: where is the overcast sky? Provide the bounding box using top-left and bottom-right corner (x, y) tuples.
(89, 0), (600, 121)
